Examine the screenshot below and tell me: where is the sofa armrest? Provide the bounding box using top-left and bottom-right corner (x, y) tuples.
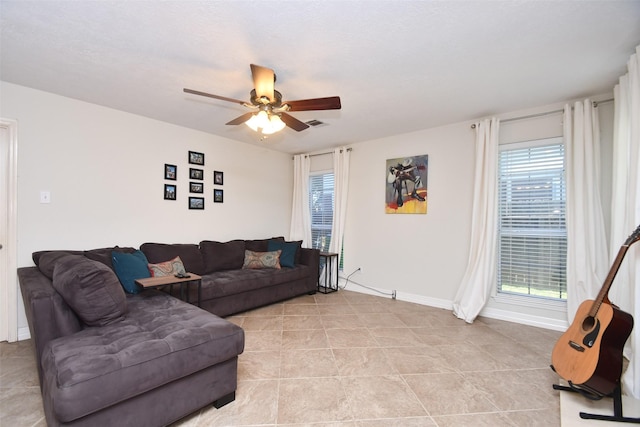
(298, 248), (320, 278)
(18, 266), (82, 388)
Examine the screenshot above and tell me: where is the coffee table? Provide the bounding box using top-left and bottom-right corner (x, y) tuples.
(135, 273), (202, 307)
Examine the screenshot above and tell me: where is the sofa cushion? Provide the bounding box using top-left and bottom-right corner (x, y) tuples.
(199, 265), (311, 300)
(267, 239), (301, 268)
(85, 246), (137, 270)
(200, 240), (246, 273)
(37, 251), (77, 279)
(52, 255), (127, 327)
(148, 256), (186, 277)
(140, 243), (205, 275)
(112, 250), (150, 294)
(41, 292), (245, 423)
(245, 236), (284, 252)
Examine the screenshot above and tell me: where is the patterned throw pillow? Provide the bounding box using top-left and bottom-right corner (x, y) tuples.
(242, 250), (282, 269)
(148, 256), (187, 277)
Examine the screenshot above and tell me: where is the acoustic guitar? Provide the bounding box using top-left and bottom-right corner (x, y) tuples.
(551, 224), (640, 398)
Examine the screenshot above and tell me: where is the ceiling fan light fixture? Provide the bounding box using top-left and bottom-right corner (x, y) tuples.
(268, 114), (286, 133)
(245, 110), (286, 135)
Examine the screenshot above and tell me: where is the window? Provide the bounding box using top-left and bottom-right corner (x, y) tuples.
(497, 137), (567, 300)
(309, 172), (334, 253)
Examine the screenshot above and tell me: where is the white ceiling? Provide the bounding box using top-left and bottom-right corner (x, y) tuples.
(1, 1), (640, 154)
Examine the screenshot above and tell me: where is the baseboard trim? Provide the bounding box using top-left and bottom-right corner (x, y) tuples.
(342, 281), (567, 331)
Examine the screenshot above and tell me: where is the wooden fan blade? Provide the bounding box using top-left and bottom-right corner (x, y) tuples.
(250, 64), (275, 102)
(184, 88), (246, 105)
(280, 113), (310, 132)
(226, 112), (255, 126)
(284, 96), (341, 111)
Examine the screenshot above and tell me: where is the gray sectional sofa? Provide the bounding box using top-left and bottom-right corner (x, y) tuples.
(18, 237), (320, 426)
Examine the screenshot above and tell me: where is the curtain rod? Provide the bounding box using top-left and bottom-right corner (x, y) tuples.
(292, 147), (352, 159)
(470, 98), (614, 129)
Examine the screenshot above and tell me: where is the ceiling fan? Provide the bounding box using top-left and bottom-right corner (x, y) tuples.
(184, 64), (341, 135)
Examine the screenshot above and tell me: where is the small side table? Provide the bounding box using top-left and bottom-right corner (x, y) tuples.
(318, 252), (339, 294)
(135, 273), (202, 307)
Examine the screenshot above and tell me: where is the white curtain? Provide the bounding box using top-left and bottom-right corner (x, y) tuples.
(608, 44), (640, 399)
(452, 118), (499, 323)
(329, 147), (350, 260)
(564, 100), (609, 322)
(289, 154), (312, 248)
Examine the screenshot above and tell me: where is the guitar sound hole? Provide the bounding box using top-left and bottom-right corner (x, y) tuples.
(581, 316), (596, 331)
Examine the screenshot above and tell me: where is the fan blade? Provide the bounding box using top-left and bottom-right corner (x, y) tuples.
(250, 64), (275, 102)
(226, 112), (255, 126)
(284, 96), (341, 111)
(280, 113), (310, 132)
(184, 88), (246, 105)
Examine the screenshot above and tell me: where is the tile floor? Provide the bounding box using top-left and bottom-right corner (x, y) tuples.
(1, 290), (564, 426)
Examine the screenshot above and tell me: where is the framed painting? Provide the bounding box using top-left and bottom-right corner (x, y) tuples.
(385, 154), (428, 214)
(214, 189), (223, 203)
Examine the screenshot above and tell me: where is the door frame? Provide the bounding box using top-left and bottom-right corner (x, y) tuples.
(1, 118), (18, 342)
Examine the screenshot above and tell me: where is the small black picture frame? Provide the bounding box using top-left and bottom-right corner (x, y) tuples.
(214, 170), (224, 185)
(164, 184), (176, 200)
(165, 164), (177, 180)
(189, 197), (204, 210)
(189, 168), (204, 180)
(214, 189), (224, 203)
(188, 151), (205, 166)
(190, 182), (203, 193)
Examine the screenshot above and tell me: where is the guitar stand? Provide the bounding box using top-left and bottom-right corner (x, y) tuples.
(554, 383), (640, 423)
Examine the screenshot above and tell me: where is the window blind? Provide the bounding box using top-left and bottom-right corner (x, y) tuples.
(497, 142), (567, 300)
(309, 173), (334, 253)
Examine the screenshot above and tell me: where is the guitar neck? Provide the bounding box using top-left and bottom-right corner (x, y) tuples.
(588, 224), (640, 317)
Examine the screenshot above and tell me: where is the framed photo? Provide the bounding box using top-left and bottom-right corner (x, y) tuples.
(214, 189), (224, 203)
(188, 151), (205, 166)
(189, 168), (204, 180)
(214, 170), (224, 185)
(188, 197), (204, 210)
(164, 184), (176, 200)
(190, 182), (203, 193)
(164, 164), (177, 180)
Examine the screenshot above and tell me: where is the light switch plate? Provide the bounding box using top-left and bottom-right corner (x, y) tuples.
(40, 191), (51, 204)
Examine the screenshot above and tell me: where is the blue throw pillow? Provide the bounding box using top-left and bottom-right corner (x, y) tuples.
(111, 250), (150, 294)
(267, 240), (299, 268)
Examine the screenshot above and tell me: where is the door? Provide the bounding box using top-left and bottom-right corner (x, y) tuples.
(0, 118), (18, 342)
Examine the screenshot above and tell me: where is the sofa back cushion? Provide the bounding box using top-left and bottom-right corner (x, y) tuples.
(85, 246), (137, 270)
(200, 240), (246, 273)
(34, 247), (137, 279)
(245, 236), (284, 253)
(140, 243), (205, 275)
(37, 251), (79, 279)
(52, 255), (128, 327)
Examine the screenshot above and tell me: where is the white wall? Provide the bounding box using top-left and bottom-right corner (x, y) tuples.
(1, 82), (293, 335)
(344, 122), (475, 306)
(342, 97), (614, 330)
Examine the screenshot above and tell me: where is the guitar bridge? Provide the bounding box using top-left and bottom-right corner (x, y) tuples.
(569, 341), (585, 352)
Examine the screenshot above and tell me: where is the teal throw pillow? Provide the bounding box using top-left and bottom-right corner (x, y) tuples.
(267, 239), (299, 268)
(111, 250), (150, 294)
